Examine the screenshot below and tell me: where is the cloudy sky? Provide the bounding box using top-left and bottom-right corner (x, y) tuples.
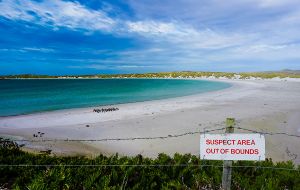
(0, 0), (300, 75)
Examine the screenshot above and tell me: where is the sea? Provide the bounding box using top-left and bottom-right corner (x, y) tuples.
(0, 79), (231, 116)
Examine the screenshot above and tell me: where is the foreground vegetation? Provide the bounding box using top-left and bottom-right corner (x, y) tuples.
(1, 70), (300, 79)
(0, 141), (299, 189)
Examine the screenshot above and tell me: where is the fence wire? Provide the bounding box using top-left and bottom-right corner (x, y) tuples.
(1, 126), (300, 170)
(2, 126), (299, 143)
(236, 127), (300, 138)
(4, 127), (227, 142)
(0, 164), (298, 171)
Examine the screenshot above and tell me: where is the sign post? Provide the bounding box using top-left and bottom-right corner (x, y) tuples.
(222, 118), (235, 190)
(200, 118), (266, 190)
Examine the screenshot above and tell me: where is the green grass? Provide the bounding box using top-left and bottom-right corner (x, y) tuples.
(0, 143), (299, 190)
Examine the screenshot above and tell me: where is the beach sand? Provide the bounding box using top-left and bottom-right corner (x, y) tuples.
(1, 79), (300, 164)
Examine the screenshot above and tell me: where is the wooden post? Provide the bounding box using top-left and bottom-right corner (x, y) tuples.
(222, 118), (235, 190)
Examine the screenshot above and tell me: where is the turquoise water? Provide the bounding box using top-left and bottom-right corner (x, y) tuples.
(0, 79), (230, 116)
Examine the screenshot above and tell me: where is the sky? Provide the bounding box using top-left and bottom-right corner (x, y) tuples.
(0, 0), (300, 75)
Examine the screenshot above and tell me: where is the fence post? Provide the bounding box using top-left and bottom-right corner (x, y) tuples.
(222, 118), (235, 190)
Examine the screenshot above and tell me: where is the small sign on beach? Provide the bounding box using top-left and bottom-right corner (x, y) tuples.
(200, 134), (265, 161)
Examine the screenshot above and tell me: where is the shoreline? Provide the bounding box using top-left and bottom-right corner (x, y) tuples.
(1, 79), (300, 164)
(0, 79), (242, 128)
(0, 78), (230, 117)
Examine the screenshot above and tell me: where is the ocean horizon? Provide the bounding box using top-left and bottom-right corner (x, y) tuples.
(0, 79), (230, 116)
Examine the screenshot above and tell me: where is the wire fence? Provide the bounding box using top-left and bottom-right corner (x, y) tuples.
(236, 127), (300, 138)
(1, 126), (300, 170)
(0, 164), (298, 171)
(2, 126), (299, 143)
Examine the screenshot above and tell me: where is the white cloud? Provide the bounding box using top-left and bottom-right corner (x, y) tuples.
(257, 0), (298, 7)
(117, 65), (153, 68)
(1, 0), (300, 71)
(1, 0), (296, 51)
(127, 21), (176, 35)
(0, 0), (116, 31)
(0, 0), (251, 50)
(126, 20), (247, 49)
(22, 47), (55, 53)
(235, 44), (288, 53)
(0, 47), (55, 53)
(69, 64), (153, 70)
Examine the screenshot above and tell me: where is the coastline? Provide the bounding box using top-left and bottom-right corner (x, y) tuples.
(0, 78), (230, 117)
(1, 78), (300, 164)
(0, 79), (239, 128)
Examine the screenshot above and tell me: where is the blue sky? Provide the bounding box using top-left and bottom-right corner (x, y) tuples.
(0, 0), (300, 75)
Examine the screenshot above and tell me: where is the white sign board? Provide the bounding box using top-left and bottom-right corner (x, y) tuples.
(200, 133), (265, 161)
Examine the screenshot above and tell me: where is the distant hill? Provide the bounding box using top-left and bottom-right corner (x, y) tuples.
(280, 69), (300, 74)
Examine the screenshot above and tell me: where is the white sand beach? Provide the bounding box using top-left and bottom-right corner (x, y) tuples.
(1, 79), (300, 164)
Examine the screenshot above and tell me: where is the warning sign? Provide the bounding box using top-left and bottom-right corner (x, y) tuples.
(200, 134), (265, 161)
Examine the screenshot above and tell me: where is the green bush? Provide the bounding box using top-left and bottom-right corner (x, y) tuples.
(0, 145), (299, 189)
